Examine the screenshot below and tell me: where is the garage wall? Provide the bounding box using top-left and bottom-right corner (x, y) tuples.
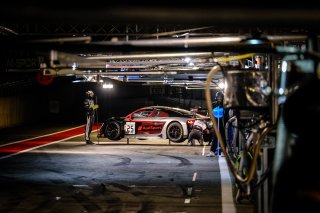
(0, 75), (213, 129)
(0, 94), (44, 129)
(0, 74), (74, 130)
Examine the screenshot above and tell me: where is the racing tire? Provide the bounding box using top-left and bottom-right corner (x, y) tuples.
(166, 121), (184, 142)
(104, 121), (122, 140)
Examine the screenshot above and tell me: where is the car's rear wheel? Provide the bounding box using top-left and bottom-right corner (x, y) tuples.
(104, 121), (121, 140)
(166, 121), (184, 142)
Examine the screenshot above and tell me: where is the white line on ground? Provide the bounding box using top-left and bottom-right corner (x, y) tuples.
(219, 157), (236, 213)
(129, 185), (171, 188)
(0, 125), (87, 148)
(202, 144), (206, 155)
(0, 133), (86, 160)
(0, 126), (95, 160)
(184, 172), (198, 204)
(192, 172), (197, 181)
(72, 185), (89, 188)
(187, 187), (192, 196)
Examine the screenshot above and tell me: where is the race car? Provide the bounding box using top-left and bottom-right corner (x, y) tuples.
(97, 106), (213, 143)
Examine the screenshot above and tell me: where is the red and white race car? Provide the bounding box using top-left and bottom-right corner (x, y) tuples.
(98, 106), (213, 143)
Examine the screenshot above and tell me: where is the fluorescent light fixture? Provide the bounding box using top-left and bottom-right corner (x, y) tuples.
(72, 62), (77, 70)
(102, 83), (113, 89)
(184, 57), (191, 62)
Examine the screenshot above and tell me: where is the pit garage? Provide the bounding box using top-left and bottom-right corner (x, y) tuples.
(1, 2), (320, 213)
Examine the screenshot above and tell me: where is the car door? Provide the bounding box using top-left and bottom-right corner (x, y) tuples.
(124, 108), (165, 137)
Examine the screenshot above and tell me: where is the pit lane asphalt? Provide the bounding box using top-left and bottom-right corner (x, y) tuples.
(0, 122), (254, 213)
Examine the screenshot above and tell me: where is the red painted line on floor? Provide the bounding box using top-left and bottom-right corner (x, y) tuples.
(0, 124), (99, 159)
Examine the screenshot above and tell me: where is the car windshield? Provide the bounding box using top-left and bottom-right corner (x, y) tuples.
(131, 109), (153, 118)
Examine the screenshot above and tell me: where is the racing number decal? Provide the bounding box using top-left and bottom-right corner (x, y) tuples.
(125, 122), (135, 134)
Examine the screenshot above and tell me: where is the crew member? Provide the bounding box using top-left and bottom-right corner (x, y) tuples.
(188, 118), (207, 146)
(207, 91), (226, 157)
(84, 90), (98, 145)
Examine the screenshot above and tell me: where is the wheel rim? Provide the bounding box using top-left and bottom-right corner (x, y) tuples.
(168, 125), (182, 140)
(106, 123), (119, 138)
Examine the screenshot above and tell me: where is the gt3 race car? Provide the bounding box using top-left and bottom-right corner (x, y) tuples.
(98, 106), (213, 143)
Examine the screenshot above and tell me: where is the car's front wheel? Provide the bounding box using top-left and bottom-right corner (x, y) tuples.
(104, 121), (122, 140)
(166, 121), (184, 142)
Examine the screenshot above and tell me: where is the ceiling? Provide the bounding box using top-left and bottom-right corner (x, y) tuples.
(1, 2), (319, 89)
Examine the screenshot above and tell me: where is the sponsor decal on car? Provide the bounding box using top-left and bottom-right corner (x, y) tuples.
(141, 126), (163, 131)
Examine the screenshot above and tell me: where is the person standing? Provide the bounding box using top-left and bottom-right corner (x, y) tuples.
(206, 91), (226, 157)
(84, 90), (98, 145)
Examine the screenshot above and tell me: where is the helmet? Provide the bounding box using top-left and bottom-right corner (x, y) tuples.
(86, 90), (94, 98)
(215, 91), (224, 101)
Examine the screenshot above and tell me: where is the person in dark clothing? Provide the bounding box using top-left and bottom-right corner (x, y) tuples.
(206, 91), (226, 157)
(188, 118), (207, 146)
(84, 90), (98, 145)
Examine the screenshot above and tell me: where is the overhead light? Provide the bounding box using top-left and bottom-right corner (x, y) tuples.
(102, 83), (113, 89)
(245, 39), (264, 45)
(184, 57), (191, 62)
(242, 37), (268, 45)
(72, 62), (77, 70)
(218, 81), (225, 89)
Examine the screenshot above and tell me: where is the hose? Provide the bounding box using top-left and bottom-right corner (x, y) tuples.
(205, 58), (274, 184)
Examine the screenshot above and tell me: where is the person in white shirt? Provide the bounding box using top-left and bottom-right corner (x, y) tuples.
(187, 118), (207, 146)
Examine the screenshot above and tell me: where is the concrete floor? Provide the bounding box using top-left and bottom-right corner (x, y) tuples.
(0, 123), (254, 213)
